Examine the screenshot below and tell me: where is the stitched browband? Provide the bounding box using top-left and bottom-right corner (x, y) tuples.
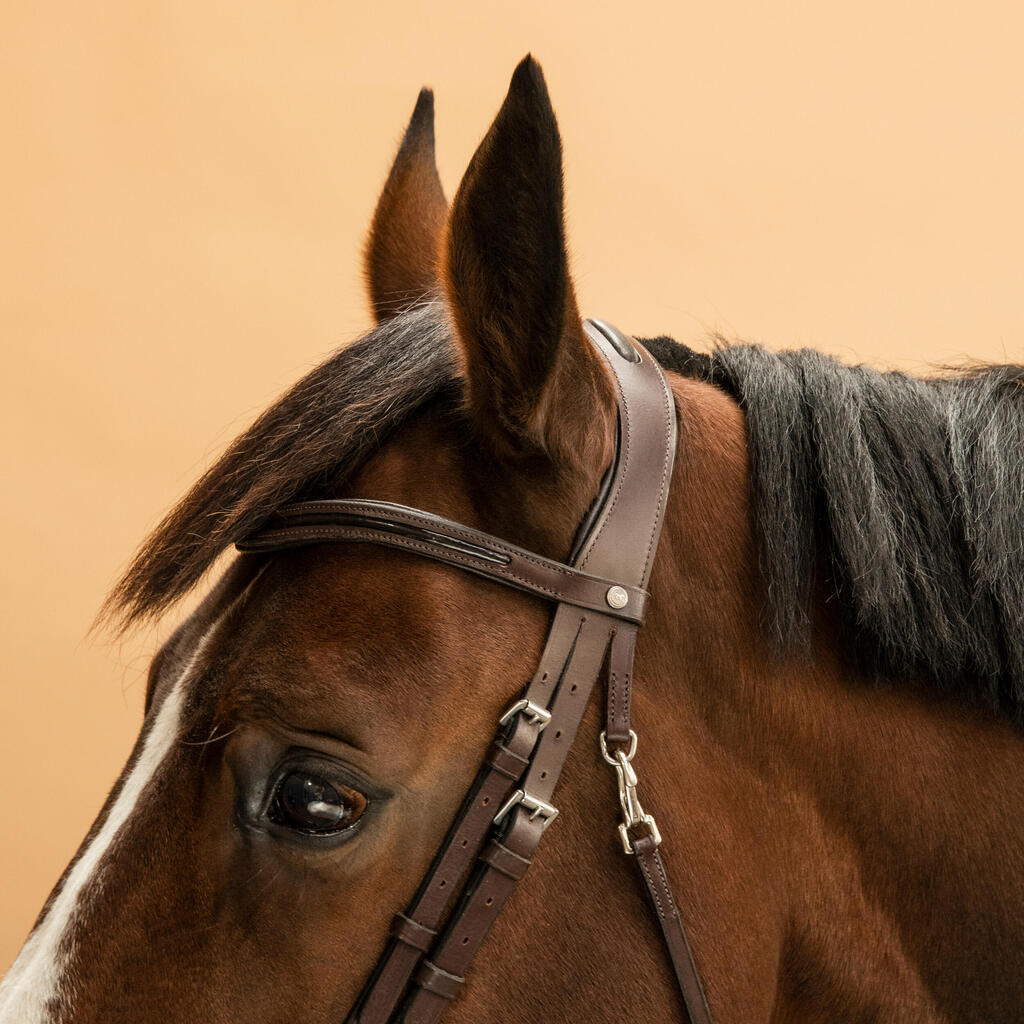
(238, 319), (712, 1024)
(239, 500), (649, 624)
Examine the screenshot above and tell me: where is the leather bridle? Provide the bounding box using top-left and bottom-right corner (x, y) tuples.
(238, 320), (713, 1024)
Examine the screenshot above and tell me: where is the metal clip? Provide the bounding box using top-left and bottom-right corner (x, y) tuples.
(599, 729), (638, 764)
(492, 789), (559, 830)
(600, 731), (661, 855)
(498, 699), (551, 732)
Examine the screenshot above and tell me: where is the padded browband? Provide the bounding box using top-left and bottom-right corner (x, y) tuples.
(237, 319), (712, 1024)
(238, 499), (649, 623)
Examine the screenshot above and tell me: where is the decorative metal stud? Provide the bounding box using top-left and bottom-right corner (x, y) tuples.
(606, 585), (629, 610)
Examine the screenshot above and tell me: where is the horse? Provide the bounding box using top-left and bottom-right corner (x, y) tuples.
(2, 54), (1024, 1023)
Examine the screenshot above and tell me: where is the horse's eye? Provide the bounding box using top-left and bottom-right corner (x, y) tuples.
(269, 770), (367, 835)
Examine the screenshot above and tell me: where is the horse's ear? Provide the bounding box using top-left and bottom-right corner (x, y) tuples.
(364, 88), (448, 322)
(443, 56), (616, 473)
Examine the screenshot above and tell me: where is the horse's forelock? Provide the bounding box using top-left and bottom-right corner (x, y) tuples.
(101, 302), (458, 633)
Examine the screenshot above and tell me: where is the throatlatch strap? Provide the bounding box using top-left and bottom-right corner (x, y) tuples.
(604, 624), (638, 745)
(632, 833), (713, 1024)
(239, 319), (711, 1024)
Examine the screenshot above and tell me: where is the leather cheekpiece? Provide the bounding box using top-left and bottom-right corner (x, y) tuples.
(238, 320), (711, 1024)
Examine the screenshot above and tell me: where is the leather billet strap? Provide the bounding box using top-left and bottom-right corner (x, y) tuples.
(237, 319), (711, 1024)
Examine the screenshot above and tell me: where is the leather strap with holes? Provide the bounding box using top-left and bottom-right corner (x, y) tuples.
(239, 319), (712, 1024)
(347, 604), (585, 1024)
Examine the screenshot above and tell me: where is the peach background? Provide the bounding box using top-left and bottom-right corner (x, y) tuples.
(2, 1), (1022, 970)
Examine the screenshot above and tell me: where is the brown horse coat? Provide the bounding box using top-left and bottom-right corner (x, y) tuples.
(2, 55), (1023, 1024)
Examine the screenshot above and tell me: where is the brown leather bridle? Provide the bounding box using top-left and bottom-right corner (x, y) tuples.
(239, 320), (713, 1024)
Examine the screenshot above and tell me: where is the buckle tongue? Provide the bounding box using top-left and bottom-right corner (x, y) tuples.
(492, 789), (559, 830)
(498, 699), (551, 731)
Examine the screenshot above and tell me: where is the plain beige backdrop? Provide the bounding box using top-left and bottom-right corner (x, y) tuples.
(2, 1), (1022, 971)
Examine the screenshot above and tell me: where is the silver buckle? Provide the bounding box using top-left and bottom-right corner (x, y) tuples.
(498, 699), (551, 731)
(492, 789), (559, 830)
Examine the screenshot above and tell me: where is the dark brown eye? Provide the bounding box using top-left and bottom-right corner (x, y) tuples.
(269, 770), (367, 835)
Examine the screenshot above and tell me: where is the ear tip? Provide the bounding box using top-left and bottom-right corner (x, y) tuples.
(393, 87), (436, 164)
(451, 55), (562, 220)
(500, 54), (556, 138)
(414, 87), (435, 116)
(509, 54), (549, 102)
(406, 87), (435, 138)
(512, 53), (544, 83)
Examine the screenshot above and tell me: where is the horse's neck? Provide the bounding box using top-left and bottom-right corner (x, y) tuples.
(641, 376), (1024, 1019)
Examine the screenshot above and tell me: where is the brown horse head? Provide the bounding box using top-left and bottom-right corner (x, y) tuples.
(4, 55), (1024, 1024)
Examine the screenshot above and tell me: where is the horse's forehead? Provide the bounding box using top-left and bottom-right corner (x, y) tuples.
(199, 541), (550, 754)
(346, 405), (481, 522)
(176, 405), (551, 748)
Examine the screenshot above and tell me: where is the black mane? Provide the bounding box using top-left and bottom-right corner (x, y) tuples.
(646, 335), (1024, 718)
(106, 305), (1024, 718)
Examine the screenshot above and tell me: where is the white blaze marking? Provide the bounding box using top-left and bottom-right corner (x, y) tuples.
(0, 621), (220, 1023)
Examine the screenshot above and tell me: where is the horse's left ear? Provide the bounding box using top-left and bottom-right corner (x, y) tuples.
(364, 89), (448, 322)
(443, 56), (616, 475)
